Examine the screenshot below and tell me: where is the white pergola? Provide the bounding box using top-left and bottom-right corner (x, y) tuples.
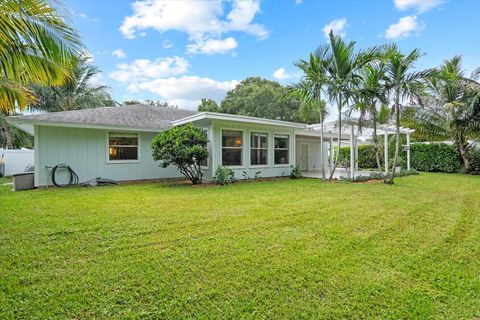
(307, 119), (414, 179)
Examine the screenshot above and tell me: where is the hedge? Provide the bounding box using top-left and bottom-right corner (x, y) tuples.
(467, 148), (480, 175)
(410, 143), (461, 173)
(339, 142), (479, 174)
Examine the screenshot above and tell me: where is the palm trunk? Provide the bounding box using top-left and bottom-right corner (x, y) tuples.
(457, 134), (470, 171)
(328, 96), (342, 181)
(1, 115), (13, 149)
(388, 91), (400, 184)
(372, 108), (382, 172)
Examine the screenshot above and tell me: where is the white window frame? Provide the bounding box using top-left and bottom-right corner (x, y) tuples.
(249, 130), (269, 167)
(106, 131), (140, 163)
(221, 128), (245, 168)
(273, 133), (290, 167)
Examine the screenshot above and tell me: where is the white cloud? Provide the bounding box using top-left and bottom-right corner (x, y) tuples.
(120, 0), (267, 55)
(394, 0), (443, 13)
(295, 0), (303, 4)
(112, 49), (127, 59)
(109, 56), (189, 82)
(385, 15), (422, 39)
(322, 18), (347, 39)
(127, 76), (238, 109)
(273, 68), (291, 80)
(187, 37), (238, 55)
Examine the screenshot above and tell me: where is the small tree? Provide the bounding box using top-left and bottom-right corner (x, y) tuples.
(151, 124), (208, 184)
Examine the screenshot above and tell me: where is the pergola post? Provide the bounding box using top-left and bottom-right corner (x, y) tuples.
(406, 133), (411, 171)
(350, 125), (355, 179)
(384, 131), (389, 174)
(355, 135), (359, 174)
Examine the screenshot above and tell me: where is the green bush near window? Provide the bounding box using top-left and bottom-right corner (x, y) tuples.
(410, 143), (461, 173)
(213, 166), (235, 185)
(151, 124), (208, 185)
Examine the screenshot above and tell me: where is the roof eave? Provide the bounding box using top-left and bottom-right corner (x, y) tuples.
(6, 117), (166, 133)
(172, 112), (308, 129)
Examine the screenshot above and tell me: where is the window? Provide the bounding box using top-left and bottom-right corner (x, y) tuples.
(108, 132), (139, 161)
(274, 134), (289, 165)
(250, 132), (268, 166)
(222, 130), (243, 166)
(200, 129), (208, 167)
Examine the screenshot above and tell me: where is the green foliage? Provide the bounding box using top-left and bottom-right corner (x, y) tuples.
(290, 165), (303, 179)
(339, 145), (378, 169)
(198, 98), (220, 112)
(0, 0), (83, 113)
(30, 57), (112, 112)
(410, 143), (461, 173)
(123, 100), (176, 108)
(151, 124), (208, 184)
(213, 166), (235, 185)
(467, 148), (480, 175)
(220, 77), (303, 122)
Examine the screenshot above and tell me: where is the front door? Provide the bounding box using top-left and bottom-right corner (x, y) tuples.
(300, 143), (308, 171)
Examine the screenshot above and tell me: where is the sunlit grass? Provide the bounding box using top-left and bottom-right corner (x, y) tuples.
(0, 173), (479, 319)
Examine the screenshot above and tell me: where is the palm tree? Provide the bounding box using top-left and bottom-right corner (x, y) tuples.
(314, 31), (380, 180)
(0, 0), (82, 112)
(288, 56), (328, 178)
(414, 56), (480, 170)
(30, 57), (113, 112)
(0, 0), (82, 148)
(383, 45), (432, 184)
(351, 62), (388, 171)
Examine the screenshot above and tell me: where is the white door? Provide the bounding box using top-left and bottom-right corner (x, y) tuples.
(300, 144), (308, 171)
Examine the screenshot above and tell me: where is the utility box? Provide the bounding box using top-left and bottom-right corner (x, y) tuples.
(13, 172), (35, 191)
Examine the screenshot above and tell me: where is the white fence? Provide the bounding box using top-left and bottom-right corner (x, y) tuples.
(0, 149), (34, 176)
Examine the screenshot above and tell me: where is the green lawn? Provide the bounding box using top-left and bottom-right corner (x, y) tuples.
(1, 174), (479, 319)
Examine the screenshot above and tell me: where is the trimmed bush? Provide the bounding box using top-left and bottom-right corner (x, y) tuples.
(467, 148), (480, 175)
(410, 143), (461, 173)
(339, 145), (378, 169)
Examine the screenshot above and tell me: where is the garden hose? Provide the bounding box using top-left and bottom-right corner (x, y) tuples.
(51, 164), (79, 187)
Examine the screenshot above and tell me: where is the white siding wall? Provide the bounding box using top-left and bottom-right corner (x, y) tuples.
(35, 125), (182, 186)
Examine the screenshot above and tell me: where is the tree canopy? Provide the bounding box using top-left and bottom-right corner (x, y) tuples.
(199, 77), (307, 123)
(151, 124), (208, 185)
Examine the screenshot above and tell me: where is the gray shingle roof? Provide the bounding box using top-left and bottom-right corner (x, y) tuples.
(8, 105), (199, 131)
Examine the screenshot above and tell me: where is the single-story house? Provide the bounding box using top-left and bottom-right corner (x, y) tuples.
(8, 104), (413, 186)
(7, 104), (343, 186)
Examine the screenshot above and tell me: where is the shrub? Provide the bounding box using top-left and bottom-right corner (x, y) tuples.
(410, 143), (461, 173)
(213, 166), (235, 185)
(467, 148), (480, 175)
(151, 124), (208, 185)
(290, 165), (302, 179)
(339, 145), (379, 169)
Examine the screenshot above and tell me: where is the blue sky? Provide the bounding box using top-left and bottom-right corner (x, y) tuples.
(64, 0), (480, 110)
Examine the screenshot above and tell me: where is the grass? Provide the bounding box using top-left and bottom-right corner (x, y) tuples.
(0, 173), (479, 319)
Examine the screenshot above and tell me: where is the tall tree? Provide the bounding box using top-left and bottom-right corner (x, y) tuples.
(383, 45), (432, 183)
(30, 57), (113, 112)
(414, 56), (480, 170)
(220, 77), (302, 122)
(290, 53), (328, 178)
(0, 0), (82, 148)
(313, 31), (379, 180)
(0, 0), (82, 113)
(351, 61), (388, 171)
(198, 98), (220, 112)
